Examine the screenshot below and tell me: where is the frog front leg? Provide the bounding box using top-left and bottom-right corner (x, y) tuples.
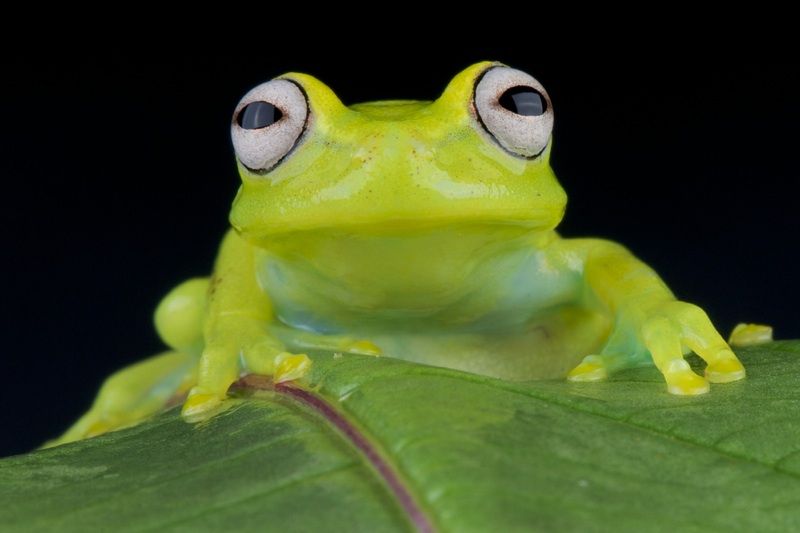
(557, 238), (745, 395)
(182, 230), (310, 417)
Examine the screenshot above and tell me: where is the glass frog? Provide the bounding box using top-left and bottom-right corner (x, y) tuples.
(54, 62), (746, 445)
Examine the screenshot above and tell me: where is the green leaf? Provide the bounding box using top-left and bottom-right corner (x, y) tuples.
(2, 341), (800, 532)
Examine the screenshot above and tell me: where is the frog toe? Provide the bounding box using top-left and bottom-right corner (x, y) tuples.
(273, 352), (312, 383)
(728, 323), (773, 347)
(705, 357), (746, 383)
(665, 369), (710, 396)
(567, 355), (609, 382)
(181, 389), (224, 419)
(345, 340), (382, 357)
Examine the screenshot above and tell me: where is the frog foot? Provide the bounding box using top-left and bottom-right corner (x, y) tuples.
(728, 323), (773, 347)
(243, 347), (312, 383)
(640, 302), (746, 395)
(567, 355), (608, 382)
(183, 351), (312, 420)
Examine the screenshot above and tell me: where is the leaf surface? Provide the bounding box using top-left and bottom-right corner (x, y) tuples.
(2, 341), (800, 532)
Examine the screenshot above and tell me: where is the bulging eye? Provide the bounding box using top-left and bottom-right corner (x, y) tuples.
(231, 79), (308, 172)
(473, 66), (553, 158)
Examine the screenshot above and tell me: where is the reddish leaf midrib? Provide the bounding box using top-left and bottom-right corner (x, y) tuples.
(234, 375), (434, 533)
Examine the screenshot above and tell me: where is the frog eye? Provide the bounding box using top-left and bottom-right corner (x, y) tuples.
(473, 66), (553, 158)
(231, 79), (309, 172)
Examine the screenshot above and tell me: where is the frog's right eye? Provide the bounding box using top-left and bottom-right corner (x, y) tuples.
(231, 79), (309, 173)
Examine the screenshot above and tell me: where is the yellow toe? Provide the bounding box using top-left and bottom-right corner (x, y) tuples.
(274, 353), (312, 383)
(346, 340), (382, 357)
(705, 357), (746, 383)
(181, 392), (221, 418)
(567, 356), (608, 382)
(729, 323), (772, 347)
(666, 370), (710, 396)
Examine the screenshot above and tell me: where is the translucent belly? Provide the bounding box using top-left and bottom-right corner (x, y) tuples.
(271, 305), (611, 381)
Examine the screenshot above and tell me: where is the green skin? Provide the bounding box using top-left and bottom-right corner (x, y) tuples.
(53, 62), (745, 445)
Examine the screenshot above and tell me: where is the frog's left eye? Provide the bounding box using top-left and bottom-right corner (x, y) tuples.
(473, 66), (553, 158)
(231, 79), (309, 172)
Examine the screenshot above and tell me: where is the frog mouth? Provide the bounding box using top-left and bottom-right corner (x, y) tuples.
(237, 209), (565, 247)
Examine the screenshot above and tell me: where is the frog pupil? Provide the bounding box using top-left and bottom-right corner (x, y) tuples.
(498, 87), (546, 116)
(238, 101), (283, 129)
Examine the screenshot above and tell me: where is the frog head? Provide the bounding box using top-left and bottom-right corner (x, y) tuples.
(228, 62), (565, 246)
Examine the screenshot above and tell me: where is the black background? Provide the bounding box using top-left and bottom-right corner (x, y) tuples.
(2, 51), (798, 457)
